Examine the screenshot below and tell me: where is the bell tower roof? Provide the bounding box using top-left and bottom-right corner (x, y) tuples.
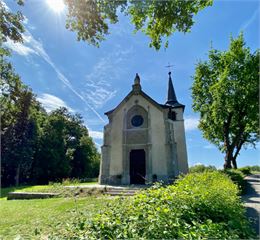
(166, 71), (178, 105)
(165, 71), (185, 109)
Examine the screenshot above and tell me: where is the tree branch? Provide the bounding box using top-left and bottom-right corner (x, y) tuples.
(233, 139), (245, 161)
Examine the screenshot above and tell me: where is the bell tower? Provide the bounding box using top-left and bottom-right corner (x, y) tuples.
(165, 71), (188, 175)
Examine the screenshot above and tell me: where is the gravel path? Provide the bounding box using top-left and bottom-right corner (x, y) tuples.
(242, 174), (260, 236)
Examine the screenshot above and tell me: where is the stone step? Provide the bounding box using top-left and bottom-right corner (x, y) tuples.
(105, 191), (136, 196)
(106, 189), (137, 192)
(7, 192), (59, 200)
(105, 188), (140, 196)
(105, 192), (135, 196)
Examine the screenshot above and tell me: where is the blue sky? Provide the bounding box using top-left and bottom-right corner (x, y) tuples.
(4, 0), (259, 168)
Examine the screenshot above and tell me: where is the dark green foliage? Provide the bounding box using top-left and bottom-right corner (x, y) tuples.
(0, 46), (26, 131)
(1, 90), (39, 186)
(1, 46), (40, 186)
(249, 165), (260, 172)
(1, 46), (100, 187)
(1, 0), (212, 50)
(238, 166), (252, 175)
(192, 34), (259, 169)
(64, 0), (212, 50)
(189, 164), (216, 173)
(33, 108), (100, 184)
(221, 169), (246, 195)
(71, 135), (100, 179)
(51, 172), (255, 239)
(0, 0), (24, 43)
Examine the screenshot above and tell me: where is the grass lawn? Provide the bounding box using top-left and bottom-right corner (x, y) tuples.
(0, 181), (98, 199)
(0, 196), (109, 239)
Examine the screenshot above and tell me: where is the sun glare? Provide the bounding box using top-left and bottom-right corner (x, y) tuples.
(46, 0), (65, 13)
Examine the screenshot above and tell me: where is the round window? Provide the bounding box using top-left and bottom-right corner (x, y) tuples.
(131, 115), (144, 127)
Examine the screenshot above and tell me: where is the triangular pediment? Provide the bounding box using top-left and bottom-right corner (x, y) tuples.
(105, 89), (163, 116)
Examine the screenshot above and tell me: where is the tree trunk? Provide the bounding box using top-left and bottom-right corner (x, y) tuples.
(232, 140), (244, 169)
(223, 150), (233, 169)
(15, 164), (20, 186)
(223, 114), (233, 169)
(231, 158), (237, 169)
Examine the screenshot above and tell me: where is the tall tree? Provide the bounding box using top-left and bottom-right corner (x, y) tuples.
(1, 87), (39, 186)
(192, 34), (259, 169)
(64, 0), (213, 50)
(0, 31), (48, 186)
(34, 108), (100, 184)
(0, 0), (24, 43)
(34, 108), (71, 183)
(1, 1), (101, 186)
(71, 135), (100, 179)
(0, 44), (33, 186)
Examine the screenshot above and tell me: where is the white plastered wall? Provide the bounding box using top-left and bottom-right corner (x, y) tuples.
(172, 108), (188, 174)
(108, 93), (168, 176)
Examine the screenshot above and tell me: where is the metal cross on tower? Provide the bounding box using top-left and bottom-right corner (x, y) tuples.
(165, 63), (174, 75)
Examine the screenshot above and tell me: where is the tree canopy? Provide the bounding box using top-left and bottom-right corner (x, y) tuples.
(192, 34), (259, 169)
(64, 0), (213, 50)
(0, 44), (100, 186)
(0, 0), (24, 43)
(0, 0), (213, 50)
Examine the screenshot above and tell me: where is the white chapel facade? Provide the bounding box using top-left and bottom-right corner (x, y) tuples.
(99, 72), (188, 185)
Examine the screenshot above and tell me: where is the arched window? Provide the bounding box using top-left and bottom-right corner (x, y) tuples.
(126, 105), (148, 129)
(168, 109), (176, 121)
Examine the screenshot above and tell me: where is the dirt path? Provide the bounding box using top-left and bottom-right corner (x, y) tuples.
(242, 174), (260, 236)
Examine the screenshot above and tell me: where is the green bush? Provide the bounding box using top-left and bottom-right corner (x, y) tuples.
(238, 166), (251, 175)
(189, 164), (217, 173)
(249, 165), (260, 172)
(51, 172), (254, 239)
(221, 169), (247, 195)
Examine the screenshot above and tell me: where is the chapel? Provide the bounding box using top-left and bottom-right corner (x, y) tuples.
(99, 72), (188, 185)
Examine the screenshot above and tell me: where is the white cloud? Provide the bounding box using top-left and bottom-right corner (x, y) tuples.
(3, 11), (133, 124)
(83, 80), (117, 109)
(37, 93), (74, 113)
(5, 28), (106, 123)
(5, 40), (36, 56)
(89, 130), (103, 140)
(82, 45), (133, 109)
(185, 117), (199, 131)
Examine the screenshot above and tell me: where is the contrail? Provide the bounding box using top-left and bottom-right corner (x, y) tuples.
(23, 28), (106, 123)
(239, 8), (259, 34)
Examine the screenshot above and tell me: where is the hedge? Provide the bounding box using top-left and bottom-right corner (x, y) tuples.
(221, 169), (247, 195)
(50, 171), (255, 239)
(238, 166), (252, 175)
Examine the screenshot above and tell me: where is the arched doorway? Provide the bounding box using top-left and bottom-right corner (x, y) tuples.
(130, 149), (146, 184)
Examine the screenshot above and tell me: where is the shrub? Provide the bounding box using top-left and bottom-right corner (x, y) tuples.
(61, 178), (80, 185)
(238, 166), (251, 175)
(221, 169), (247, 195)
(50, 172), (255, 239)
(249, 165), (260, 172)
(189, 164), (217, 173)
